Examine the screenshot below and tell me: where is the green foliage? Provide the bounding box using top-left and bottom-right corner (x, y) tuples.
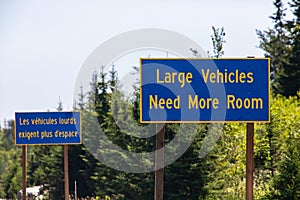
(257, 0), (300, 96)
(76, 85), (86, 111)
(257, 94), (300, 199)
(2, 119), (15, 150)
(0, 121), (22, 199)
(28, 145), (64, 199)
(203, 123), (246, 200)
(89, 75), (155, 199)
(210, 26), (226, 58)
(1, 71), (299, 200)
(95, 66), (110, 127)
(164, 124), (208, 200)
(270, 138), (300, 199)
(191, 26), (226, 58)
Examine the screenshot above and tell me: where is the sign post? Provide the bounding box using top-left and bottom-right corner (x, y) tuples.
(154, 124), (165, 200)
(15, 111), (81, 200)
(246, 123), (254, 200)
(140, 58), (270, 200)
(22, 145), (27, 200)
(64, 145), (69, 200)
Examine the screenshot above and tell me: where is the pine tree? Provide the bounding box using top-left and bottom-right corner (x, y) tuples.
(284, 0), (300, 96)
(77, 85), (86, 111)
(77, 70), (105, 197)
(257, 0), (300, 96)
(2, 119), (15, 150)
(69, 84), (94, 197)
(0, 121), (22, 199)
(164, 124), (209, 199)
(109, 64), (118, 92)
(210, 26), (226, 58)
(95, 67), (110, 127)
(57, 96), (63, 111)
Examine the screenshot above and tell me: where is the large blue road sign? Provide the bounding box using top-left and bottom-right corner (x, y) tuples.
(140, 58), (270, 123)
(15, 112), (81, 145)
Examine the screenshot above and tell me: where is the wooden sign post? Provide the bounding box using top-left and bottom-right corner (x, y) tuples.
(154, 124), (165, 200)
(246, 123), (254, 200)
(22, 145), (27, 200)
(64, 145), (69, 200)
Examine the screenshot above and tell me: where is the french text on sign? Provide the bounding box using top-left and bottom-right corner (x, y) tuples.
(15, 112), (81, 145)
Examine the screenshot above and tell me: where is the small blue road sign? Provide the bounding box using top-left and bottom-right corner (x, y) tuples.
(15, 112), (81, 145)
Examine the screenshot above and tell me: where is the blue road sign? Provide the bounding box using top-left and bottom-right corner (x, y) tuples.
(140, 58), (270, 123)
(15, 112), (81, 145)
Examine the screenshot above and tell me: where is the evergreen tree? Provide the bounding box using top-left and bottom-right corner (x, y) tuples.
(75, 85), (86, 111)
(87, 71), (98, 112)
(164, 124), (208, 200)
(257, 0), (300, 96)
(284, 0), (300, 96)
(79, 110), (100, 197)
(210, 26), (226, 58)
(109, 64), (118, 92)
(57, 96), (63, 111)
(2, 119), (15, 150)
(95, 67), (110, 127)
(0, 121), (22, 199)
(69, 84), (95, 198)
(76, 72), (103, 197)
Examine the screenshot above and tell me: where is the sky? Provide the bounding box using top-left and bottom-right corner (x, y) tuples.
(0, 0), (280, 124)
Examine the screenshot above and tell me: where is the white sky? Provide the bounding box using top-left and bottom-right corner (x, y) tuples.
(0, 0), (279, 123)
